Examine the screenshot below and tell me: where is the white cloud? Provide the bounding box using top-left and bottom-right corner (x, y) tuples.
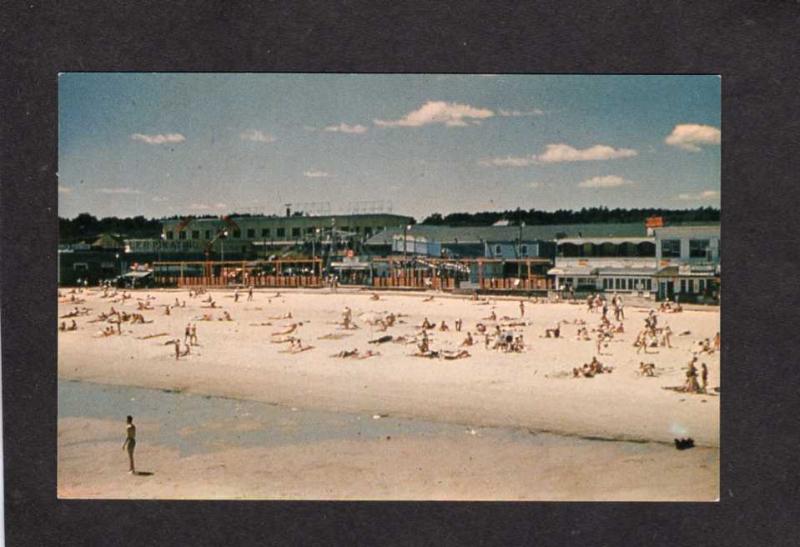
(304, 170), (331, 178)
(323, 123), (368, 134)
(58, 184), (72, 194)
(97, 187), (142, 195)
(479, 155), (537, 167)
(578, 175), (634, 188)
(152, 196), (169, 202)
(498, 108), (544, 117)
(480, 143), (637, 167)
(665, 124), (721, 151)
(538, 143), (638, 163)
(375, 101), (494, 128)
(240, 129), (276, 143)
(676, 190), (720, 201)
(131, 133), (185, 145)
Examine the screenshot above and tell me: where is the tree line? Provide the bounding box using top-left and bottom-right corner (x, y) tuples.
(420, 207), (720, 226)
(60, 207), (720, 242)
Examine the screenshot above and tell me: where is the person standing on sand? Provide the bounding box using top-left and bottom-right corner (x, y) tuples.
(248, 285), (254, 301)
(519, 300), (525, 318)
(122, 415), (136, 474)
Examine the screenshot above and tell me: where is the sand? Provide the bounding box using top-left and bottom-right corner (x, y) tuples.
(58, 287), (720, 500)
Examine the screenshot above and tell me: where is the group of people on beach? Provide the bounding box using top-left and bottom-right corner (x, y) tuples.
(572, 356), (613, 378)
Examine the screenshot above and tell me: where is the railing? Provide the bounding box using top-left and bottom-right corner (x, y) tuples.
(155, 275), (323, 288)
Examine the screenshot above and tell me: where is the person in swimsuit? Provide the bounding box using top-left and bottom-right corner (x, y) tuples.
(122, 415), (136, 474)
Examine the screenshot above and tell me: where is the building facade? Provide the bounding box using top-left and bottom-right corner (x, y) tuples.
(157, 213), (414, 261)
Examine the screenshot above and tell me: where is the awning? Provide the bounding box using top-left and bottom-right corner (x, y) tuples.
(331, 262), (371, 270)
(547, 267), (595, 276)
(122, 271), (153, 279)
(557, 237), (654, 245)
(595, 267), (657, 276)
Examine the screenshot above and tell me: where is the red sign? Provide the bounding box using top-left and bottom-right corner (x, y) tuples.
(646, 216), (665, 228)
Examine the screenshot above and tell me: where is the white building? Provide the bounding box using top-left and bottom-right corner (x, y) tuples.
(652, 225), (721, 301)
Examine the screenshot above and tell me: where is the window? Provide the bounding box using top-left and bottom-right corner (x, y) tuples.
(354, 226), (361, 233)
(495, 245), (502, 255)
(291, 227), (301, 237)
(166, 231), (174, 240)
(73, 263), (88, 271)
(680, 279), (688, 293)
(615, 278), (622, 290)
(191, 230), (199, 239)
(690, 239), (710, 258)
(364, 227), (373, 237)
(179, 231), (187, 240)
(661, 239), (681, 258)
(699, 279), (706, 292)
(602, 278), (611, 290)
(645, 279), (652, 290)
(205, 230), (211, 239)
(261, 228), (270, 237)
(277, 227), (285, 238)
(306, 227), (315, 234)
(247, 228), (255, 239)
(520, 244), (528, 256)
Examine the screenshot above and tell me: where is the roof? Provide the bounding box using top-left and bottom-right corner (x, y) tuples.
(653, 224), (720, 238)
(91, 233), (125, 249)
(365, 223), (647, 246)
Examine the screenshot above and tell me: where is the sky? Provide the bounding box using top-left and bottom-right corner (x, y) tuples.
(58, 74), (720, 221)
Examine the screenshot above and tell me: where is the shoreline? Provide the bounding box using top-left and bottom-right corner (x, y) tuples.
(58, 379), (719, 501)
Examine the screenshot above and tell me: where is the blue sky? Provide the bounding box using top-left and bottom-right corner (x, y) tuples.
(58, 74), (720, 221)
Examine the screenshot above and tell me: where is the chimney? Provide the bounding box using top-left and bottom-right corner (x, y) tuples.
(286, 206), (291, 217)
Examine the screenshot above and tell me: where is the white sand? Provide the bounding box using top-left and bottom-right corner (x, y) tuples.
(59, 288), (720, 442)
(58, 287), (720, 499)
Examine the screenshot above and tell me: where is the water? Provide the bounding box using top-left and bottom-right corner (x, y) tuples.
(59, 379), (652, 457)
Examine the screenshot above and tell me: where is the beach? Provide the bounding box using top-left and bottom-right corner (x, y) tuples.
(58, 287), (720, 500)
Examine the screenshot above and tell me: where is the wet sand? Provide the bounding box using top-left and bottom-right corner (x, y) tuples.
(58, 287), (720, 500)
(58, 380), (718, 500)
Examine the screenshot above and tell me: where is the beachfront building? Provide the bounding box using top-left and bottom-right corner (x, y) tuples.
(653, 224), (721, 302)
(366, 223), (652, 259)
(549, 235), (658, 295)
(548, 223), (721, 301)
(109, 213), (416, 266)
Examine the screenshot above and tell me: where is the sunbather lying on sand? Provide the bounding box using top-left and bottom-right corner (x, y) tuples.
(268, 312), (293, 320)
(272, 323), (299, 336)
(441, 349), (471, 360)
(280, 339), (313, 353)
(368, 335), (393, 344)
